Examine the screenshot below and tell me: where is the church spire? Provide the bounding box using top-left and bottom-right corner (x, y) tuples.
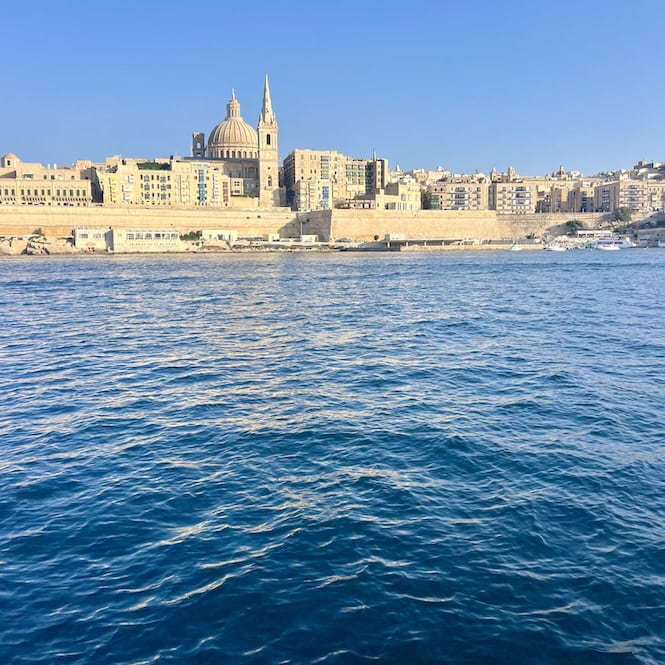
(260, 74), (276, 125)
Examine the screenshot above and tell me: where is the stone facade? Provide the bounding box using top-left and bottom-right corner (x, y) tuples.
(0, 204), (299, 240)
(423, 178), (490, 211)
(0, 153), (96, 207)
(98, 157), (238, 208)
(342, 181), (422, 211)
(188, 76), (282, 208)
(296, 209), (607, 244)
(282, 149), (388, 210)
(594, 179), (665, 214)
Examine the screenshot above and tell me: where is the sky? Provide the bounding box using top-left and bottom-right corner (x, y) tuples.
(2, 0), (664, 176)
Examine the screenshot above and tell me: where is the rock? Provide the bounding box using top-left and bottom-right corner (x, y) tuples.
(47, 238), (80, 254)
(0, 238), (29, 255)
(25, 238), (49, 255)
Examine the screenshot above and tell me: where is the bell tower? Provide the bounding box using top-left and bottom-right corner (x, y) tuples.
(192, 132), (205, 158)
(257, 75), (280, 207)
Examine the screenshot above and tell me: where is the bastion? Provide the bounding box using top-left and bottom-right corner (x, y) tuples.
(0, 205), (605, 249)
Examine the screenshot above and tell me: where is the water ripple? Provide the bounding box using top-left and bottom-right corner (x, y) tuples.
(1, 251), (664, 664)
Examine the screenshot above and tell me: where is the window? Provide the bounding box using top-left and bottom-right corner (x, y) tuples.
(266, 134), (271, 146)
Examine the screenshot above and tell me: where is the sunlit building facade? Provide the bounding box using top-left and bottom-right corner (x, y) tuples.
(0, 153), (96, 207)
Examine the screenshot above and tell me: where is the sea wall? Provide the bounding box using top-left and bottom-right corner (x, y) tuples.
(298, 209), (606, 243)
(0, 205), (299, 239)
(299, 209), (502, 242)
(0, 205), (611, 245)
(497, 212), (605, 239)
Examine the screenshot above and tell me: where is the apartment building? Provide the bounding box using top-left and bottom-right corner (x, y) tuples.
(0, 153), (96, 207)
(423, 177), (490, 211)
(282, 149), (388, 211)
(488, 182), (535, 214)
(98, 157), (235, 208)
(594, 180), (665, 214)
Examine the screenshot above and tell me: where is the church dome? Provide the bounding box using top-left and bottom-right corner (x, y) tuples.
(207, 91), (258, 159)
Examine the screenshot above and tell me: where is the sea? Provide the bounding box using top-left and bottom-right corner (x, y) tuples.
(1, 249), (664, 665)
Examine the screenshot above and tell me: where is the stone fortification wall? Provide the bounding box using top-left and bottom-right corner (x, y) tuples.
(301, 209), (502, 242)
(497, 212), (606, 239)
(0, 205), (619, 245)
(0, 206), (298, 239)
(300, 209), (609, 243)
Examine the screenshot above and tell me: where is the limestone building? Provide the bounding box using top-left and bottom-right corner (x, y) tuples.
(282, 149), (388, 211)
(98, 156), (235, 208)
(340, 181), (422, 211)
(423, 175), (490, 211)
(190, 76), (281, 208)
(594, 180), (665, 215)
(0, 153), (97, 207)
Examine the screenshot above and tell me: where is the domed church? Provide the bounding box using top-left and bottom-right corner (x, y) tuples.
(191, 76), (281, 207)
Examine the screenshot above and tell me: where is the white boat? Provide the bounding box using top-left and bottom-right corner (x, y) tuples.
(509, 243), (523, 251)
(588, 237), (629, 250)
(544, 244), (566, 252)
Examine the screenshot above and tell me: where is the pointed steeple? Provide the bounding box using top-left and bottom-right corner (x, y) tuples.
(259, 74), (276, 125)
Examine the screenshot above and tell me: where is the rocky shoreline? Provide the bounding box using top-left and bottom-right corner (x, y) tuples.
(0, 236), (82, 256)
(0, 236), (346, 256)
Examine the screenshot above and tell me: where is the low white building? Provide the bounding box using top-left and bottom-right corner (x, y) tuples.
(111, 229), (183, 253)
(73, 228), (112, 251)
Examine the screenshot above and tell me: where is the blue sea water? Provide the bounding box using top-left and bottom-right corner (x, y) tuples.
(1, 249), (664, 665)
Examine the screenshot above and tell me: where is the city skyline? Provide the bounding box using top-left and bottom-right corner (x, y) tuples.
(2, 0), (664, 176)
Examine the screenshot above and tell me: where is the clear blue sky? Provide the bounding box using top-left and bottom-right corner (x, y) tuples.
(2, 0), (663, 176)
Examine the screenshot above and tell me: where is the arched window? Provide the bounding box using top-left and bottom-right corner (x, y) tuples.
(232, 151), (236, 159)
(266, 134), (271, 146)
(243, 151), (246, 158)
